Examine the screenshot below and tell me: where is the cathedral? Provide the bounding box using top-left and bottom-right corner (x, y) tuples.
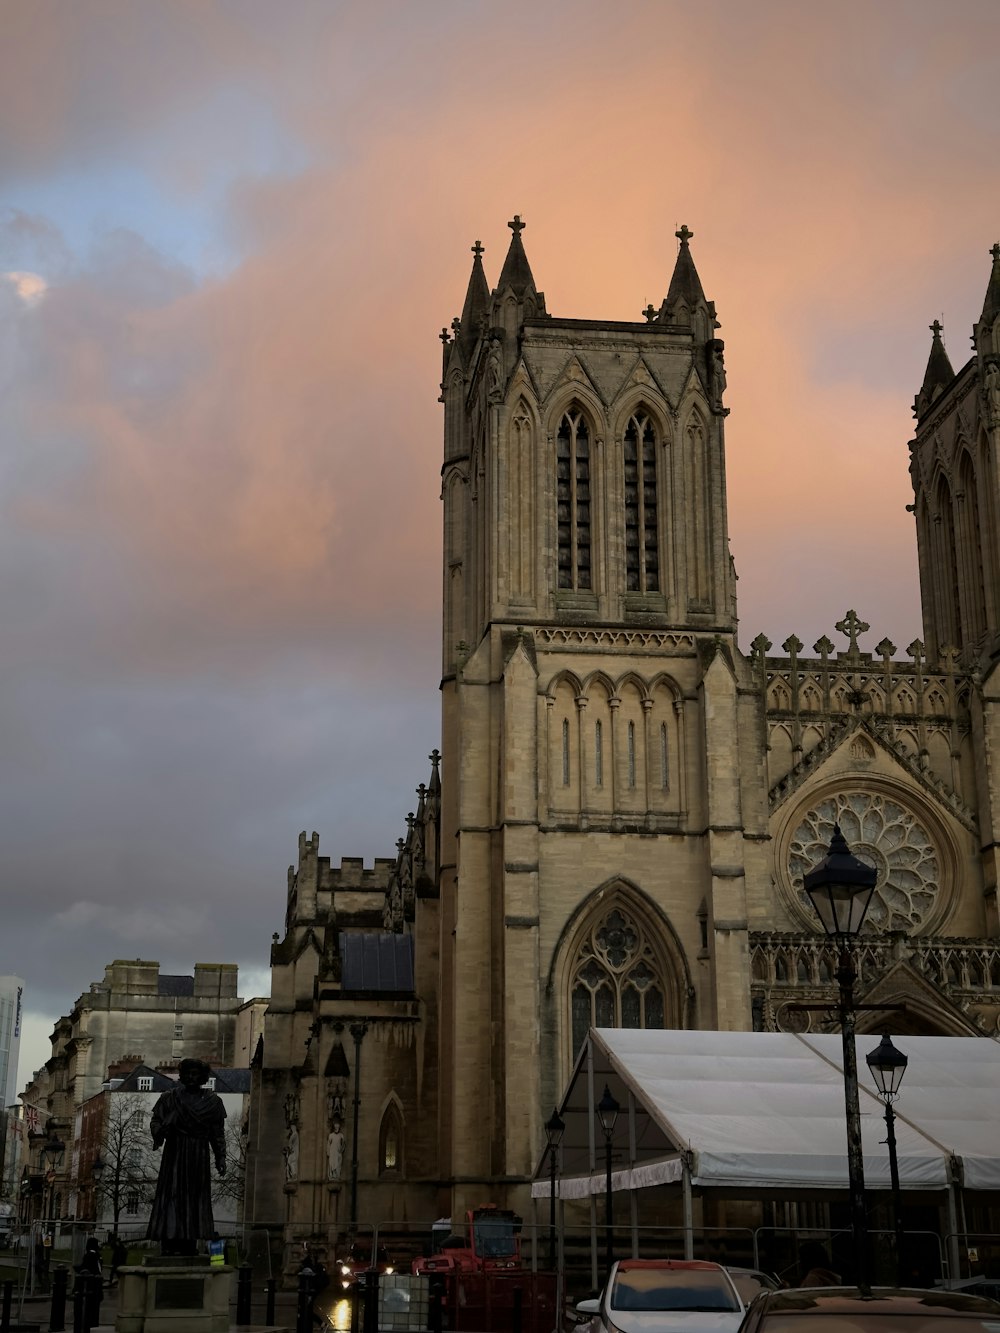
(245, 221), (1000, 1261)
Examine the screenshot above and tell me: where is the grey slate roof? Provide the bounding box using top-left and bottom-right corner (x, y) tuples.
(340, 933), (414, 993)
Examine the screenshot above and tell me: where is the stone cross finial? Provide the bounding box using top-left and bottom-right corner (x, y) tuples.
(835, 610), (869, 655)
(676, 224), (694, 245)
(991, 243), (1000, 263)
(451, 317), (461, 336)
(440, 327), (450, 344)
(930, 319), (943, 339)
(472, 240), (484, 257)
(643, 304), (657, 322)
(508, 215), (525, 236)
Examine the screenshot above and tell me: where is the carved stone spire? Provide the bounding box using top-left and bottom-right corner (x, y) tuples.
(496, 215), (537, 299)
(913, 319), (955, 419)
(658, 225), (715, 341)
(974, 241), (1000, 355)
(457, 239), (490, 358)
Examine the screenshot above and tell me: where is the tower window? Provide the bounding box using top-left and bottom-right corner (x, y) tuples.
(570, 906), (668, 1058)
(660, 722), (669, 789)
(557, 411), (592, 590)
(624, 414), (659, 592)
(595, 720), (603, 787)
(561, 718), (570, 786)
(627, 721), (636, 788)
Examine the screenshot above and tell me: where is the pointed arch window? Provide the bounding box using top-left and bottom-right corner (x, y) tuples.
(594, 720), (604, 787)
(624, 413), (659, 591)
(557, 410), (592, 590)
(379, 1103), (403, 1175)
(570, 905), (667, 1058)
(659, 722), (669, 789)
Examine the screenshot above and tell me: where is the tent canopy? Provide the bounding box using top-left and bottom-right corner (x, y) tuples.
(531, 1029), (1000, 1200)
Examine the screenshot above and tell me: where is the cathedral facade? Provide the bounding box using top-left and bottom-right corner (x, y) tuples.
(245, 223), (1000, 1260)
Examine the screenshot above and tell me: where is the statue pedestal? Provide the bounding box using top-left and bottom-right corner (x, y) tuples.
(115, 1257), (232, 1333)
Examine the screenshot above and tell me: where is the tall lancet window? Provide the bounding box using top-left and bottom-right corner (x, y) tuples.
(570, 905), (667, 1058)
(624, 413), (659, 592)
(557, 410), (592, 590)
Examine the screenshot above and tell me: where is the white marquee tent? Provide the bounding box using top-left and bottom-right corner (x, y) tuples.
(530, 1029), (1000, 1273)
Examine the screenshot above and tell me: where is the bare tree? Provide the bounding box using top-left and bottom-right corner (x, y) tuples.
(94, 1097), (157, 1233)
(211, 1115), (247, 1210)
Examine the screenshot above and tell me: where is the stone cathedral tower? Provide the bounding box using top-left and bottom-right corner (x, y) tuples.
(435, 219), (767, 1204)
(247, 229), (1000, 1265)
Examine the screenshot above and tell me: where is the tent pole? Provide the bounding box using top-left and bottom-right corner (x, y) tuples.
(628, 1092), (638, 1258)
(946, 1156), (962, 1282)
(682, 1152), (694, 1259)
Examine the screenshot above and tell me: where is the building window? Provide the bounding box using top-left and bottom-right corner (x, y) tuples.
(137, 1076), (153, 1092)
(378, 1104), (403, 1175)
(660, 722), (669, 789)
(173, 1023), (183, 1040)
(561, 718), (570, 786)
(624, 413), (659, 591)
(126, 1190), (139, 1214)
(556, 409), (592, 590)
(627, 721), (636, 788)
(570, 905), (667, 1058)
(594, 720), (604, 787)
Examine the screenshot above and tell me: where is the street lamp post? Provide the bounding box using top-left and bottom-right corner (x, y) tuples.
(90, 1154), (106, 1223)
(866, 1034), (908, 1283)
(545, 1107), (565, 1271)
(40, 1131), (65, 1225)
(596, 1085), (620, 1276)
(803, 823), (878, 1290)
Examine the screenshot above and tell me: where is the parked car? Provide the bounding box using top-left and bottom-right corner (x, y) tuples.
(737, 1287), (1000, 1333)
(577, 1259), (744, 1333)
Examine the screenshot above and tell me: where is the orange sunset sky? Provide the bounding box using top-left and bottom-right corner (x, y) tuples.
(3, 0), (1000, 1077)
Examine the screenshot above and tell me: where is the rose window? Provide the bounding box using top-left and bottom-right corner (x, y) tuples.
(789, 792), (939, 933)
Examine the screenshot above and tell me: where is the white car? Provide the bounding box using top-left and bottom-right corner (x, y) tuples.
(577, 1259), (745, 1333)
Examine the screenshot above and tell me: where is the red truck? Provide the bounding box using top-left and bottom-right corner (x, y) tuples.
(413, 1205), (556, 1333)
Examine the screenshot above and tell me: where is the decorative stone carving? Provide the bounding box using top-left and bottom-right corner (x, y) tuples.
(788, 791), (940, 933)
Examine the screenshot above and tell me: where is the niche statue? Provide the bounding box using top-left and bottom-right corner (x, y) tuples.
(147, 1058), (227, 1256)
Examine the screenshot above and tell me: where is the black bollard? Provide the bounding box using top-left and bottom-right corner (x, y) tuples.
(264, 1277), (276, 1327)
(72, 1278), (85, 1333)
(362, 1269), (379, 1333)
(236, 1264), (253, 1324)
(428, 1278), (443, 1333)
(512, 1285), (523, 1333)
(49, 1267), (68, 1333)
(296, 1270), (315, 1333)
(85, 1272), (102, 1333)
(1, 1279), (13, 1333)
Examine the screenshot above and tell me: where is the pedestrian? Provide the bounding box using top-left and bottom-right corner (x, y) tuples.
(77, 1236), (103, 1327)
(109, 1234), (127, 1286)
(34, 1234), (50, 1290)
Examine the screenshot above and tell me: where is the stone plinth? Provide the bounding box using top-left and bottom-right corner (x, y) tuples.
(115, 1257), (232, 1333)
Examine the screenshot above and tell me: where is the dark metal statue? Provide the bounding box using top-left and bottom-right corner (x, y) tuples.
(147, 1057), (227, 1256)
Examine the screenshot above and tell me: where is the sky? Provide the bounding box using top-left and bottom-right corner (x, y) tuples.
(3, 0), (1000, 1087)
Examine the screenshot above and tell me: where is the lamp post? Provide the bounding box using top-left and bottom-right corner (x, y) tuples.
(866, 1034), (908, 1283)
(545, 1107), (565, 1271)
(90, 1154), (106, 1223)
(803, 823), (878, 1289)
(40, 1131), (65, 1224)
(596, 1085), (620, 1275)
